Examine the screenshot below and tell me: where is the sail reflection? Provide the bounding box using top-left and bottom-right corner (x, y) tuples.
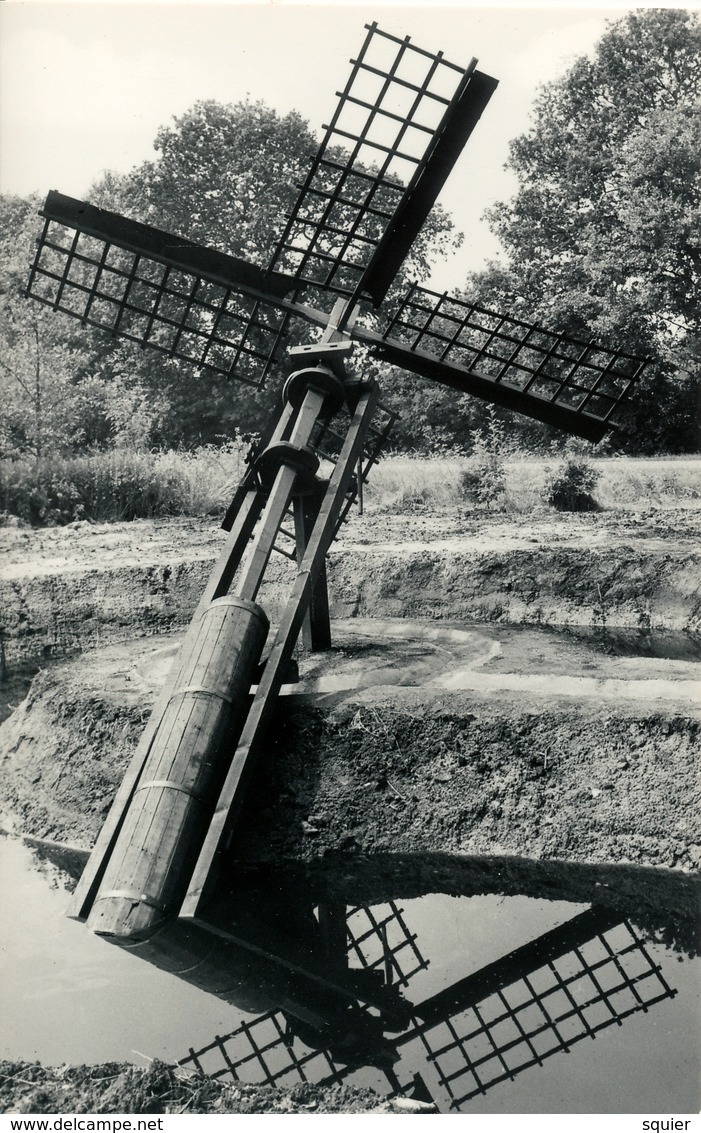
(95, 865), (685, 1112)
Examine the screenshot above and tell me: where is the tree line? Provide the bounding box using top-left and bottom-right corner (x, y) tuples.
(1, 8), (698, 460)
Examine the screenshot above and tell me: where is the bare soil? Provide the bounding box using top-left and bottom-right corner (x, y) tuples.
(1, 624), (698, 871)
(0, 1060), (422, 1114)
(2, 506), (699, 579)
(2, 507), (699, 672)
(246, 618), (699, 872)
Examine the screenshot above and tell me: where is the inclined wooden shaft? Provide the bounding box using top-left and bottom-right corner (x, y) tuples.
(86, 596), (269, 938)
(85, 384), (332, 939)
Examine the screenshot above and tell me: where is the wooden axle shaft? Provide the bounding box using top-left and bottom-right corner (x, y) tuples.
(82, 376), (345, 940)
(86, 596), (269, 938)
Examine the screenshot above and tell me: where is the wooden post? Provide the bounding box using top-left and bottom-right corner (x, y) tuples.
(294, 487), (332, 651)
(235, 386), (326, 603)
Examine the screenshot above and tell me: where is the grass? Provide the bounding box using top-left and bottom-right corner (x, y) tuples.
(362, 455), (468, 514)
(0, 446), (698, 526)
(362, 454), (701, 514)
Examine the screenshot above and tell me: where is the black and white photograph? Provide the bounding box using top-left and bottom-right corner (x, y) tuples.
(0, 0), (699, 1122)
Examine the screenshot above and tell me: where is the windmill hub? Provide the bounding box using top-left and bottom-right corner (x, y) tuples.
(282, 363), (348, 415)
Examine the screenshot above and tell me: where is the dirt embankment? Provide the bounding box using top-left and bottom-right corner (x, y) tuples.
(236, 696), (701, 872)
(1, 503), (699, 873)
(2, 508), (699, 670)
(0, 1060), (420, 1114)
(1, 633), (698, 872)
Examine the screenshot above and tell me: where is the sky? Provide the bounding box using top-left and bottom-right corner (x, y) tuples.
(0, 1), (694, 289)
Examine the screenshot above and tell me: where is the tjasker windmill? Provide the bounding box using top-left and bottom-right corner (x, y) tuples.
(25, 24), (647, 942)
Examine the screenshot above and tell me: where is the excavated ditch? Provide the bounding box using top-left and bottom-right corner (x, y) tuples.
(1, 621), (699, 870)
(2, 509), (700, 671)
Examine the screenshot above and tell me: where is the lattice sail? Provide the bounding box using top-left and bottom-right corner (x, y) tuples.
(268, 22), (496, 307)
(410, 913), (674, 1109)
(362, 284), (649, 441)
(26, 192), (299, 386)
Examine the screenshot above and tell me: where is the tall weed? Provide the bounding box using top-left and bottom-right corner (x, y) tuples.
(458, 407), (510, 510)
(0, 442), (248, 526)
(360, 455), (465, 514)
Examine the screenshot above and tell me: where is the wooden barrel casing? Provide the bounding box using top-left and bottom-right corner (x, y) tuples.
(86, 596), (269, 940)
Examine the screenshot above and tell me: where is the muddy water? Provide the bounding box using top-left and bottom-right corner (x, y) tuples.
(0, 838), (237, 1066)
(1, 835), (699, 1114)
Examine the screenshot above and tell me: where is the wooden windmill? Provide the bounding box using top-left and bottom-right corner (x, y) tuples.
(25, 24), (647, 941)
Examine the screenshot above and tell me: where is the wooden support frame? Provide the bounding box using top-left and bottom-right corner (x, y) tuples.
(181, 379), (380, 921)
(235, 388), (326, 603)
(66, 395), (316, 923)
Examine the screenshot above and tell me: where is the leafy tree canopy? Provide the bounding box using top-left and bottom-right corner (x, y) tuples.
(95, 100), (317, 262)
(471, 8), (701, 453)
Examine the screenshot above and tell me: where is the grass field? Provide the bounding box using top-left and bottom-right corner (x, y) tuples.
(1, 447), (698, 526)
(364, 454), (701, 514)
(0, 444), (248, 526)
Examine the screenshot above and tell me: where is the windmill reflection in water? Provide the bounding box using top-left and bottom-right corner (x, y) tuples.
(109, 878), (677, 1113)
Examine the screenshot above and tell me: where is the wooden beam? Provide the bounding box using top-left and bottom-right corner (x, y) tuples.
(235, 388), (326, 603)
(294, 489), (332, 651)
(40, 191), (301, 301)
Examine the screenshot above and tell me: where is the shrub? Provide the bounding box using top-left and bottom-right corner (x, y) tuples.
(459, 454), (506, 509)
(458, 408), (508, 510)
(546, 458), (601, 512)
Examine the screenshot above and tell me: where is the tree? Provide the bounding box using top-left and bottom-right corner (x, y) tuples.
(94, 101), (318, 262)
(473, 8), (701, 453)
(0, 194), (93, 458)
(0, 194), (166, 458)
(97, 98), (460, 282)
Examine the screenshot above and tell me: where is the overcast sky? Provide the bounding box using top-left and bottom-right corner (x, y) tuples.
(0, 1), (693, 288)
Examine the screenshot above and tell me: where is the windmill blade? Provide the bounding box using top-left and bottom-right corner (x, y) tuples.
(26, 192), (304, 386)
(356, 69), (497, 308)
(269, 23), (497, 309)
(357, 284), (649, 442)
